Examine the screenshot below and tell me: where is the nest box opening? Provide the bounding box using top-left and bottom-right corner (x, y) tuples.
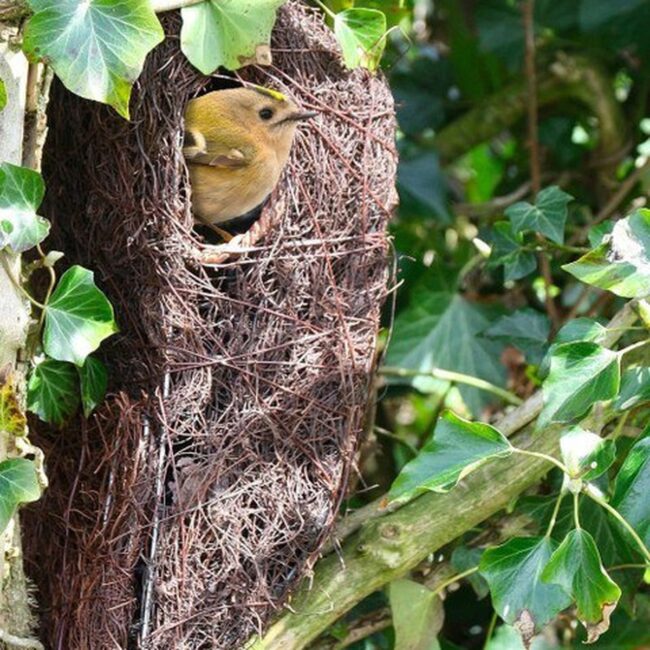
(24, 2), (398, 648)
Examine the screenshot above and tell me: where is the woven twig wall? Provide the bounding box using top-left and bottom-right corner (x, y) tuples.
(24, 2), (397, 648)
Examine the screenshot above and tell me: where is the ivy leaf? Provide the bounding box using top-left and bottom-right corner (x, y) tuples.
(78, 356), (108, 418)
(554, 318), (608, 345)
(385, 292), (506, 415)
(489, 221), (537, 282)
(559, 427), (615, 481)
(334, 8), (387, 72)
(43, 265), (118, 367)
(483, 309), (550, 365)
(542, 529), (621, 642)
(0, 78), (6, 111)
(27, 359), (80, 427)
(539, 342), (620, 428)
(451, 546), (489, 599)
(180, 0), (286, 75)
(563, 209), (650, 298)
(0, 459), (41, 534)
(614, 367), (650, 411)
(23, 0), (164, 119)
(506, 186), (574, 244)
(480, 537), (572, 646)
(388, 411), (512, 503)
(0, 376), (27, 437)
(389, 579), (443, 650)
(398, 151), (450, 223)
(0, 162), (49, 254)
(612, 436), (650, 548)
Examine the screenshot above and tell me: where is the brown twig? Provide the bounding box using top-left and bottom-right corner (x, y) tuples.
(523, 0), (560, 332)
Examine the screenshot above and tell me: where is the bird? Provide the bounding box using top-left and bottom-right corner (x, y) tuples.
(183, 86), (316, 240)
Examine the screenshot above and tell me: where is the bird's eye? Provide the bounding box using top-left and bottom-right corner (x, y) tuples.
(259, 107), (274, 121)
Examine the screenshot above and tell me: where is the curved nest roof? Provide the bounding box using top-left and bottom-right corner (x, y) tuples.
(24, 2), (397, 647)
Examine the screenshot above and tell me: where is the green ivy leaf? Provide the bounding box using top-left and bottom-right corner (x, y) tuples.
(489, 221), (537, 282)
(559, 427), (616, 481)
(78, 356), (108, 418)
(480, 537), (572, 645)
(0, 78), (6, 111)
(506, 185), (574, 244)
(451, 546), (489, 599)
(554, 318), (609, 345)
(27, 359), (80, 426)
(388, 411), (512, 503)
(614, 367), (650, 411)
(334, 8), (387, 72)
(43, 266), (118, 367)
(542, 529), (621, 642)
(389, 579), (443, 650)
(539, 342), (620, 428)
(397, 152), (450, 223)
(563, 209), (650, 298)
(385, 292), (506, 415)
(612, 436), (650, 548)
(180, 0), (286, 75)
(23, 0), (164, 119)
(483, 309), (550, 365)
(0, 459), (41, 534)
(0, 162), (49, 254)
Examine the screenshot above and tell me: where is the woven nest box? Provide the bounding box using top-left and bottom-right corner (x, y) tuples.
(24, 2), (397, 648)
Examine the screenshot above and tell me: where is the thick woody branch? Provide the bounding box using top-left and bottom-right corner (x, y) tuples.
(251, 303), (638, 650)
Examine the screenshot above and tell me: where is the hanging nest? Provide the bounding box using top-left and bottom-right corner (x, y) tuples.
(23, 2), (397, 648)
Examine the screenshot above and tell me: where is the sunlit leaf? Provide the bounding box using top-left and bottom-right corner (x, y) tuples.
(24, 0), (164, 118)
(539, 342), (620, 427)
(389, 579), (443, 650)
(483, 309), (550, 365)
(0, 376), (26, 437)
(78, 356), (108, 418)
(27, 359), (80, 426)
(0, 78), (6, 111)
(0, 459), (41, 534)
(388, 411), (512, 503)
(563, 210), (650, 298)
(489, 221), (537, 282)
(554, 318), (609, 345)
(43, 266), (118, 367)
(334, 7), (387, 71)
(480, 537), (572, 645)
(542, 529), (621, 642)
(385, 292), (506, 415)
(0, 162), (49, 254)
(612, 436), (650, 548)
(506, 186), (574, 244)
(559, 427), (615, 481)
(613, 367), (650, 411)
(181, 0), (286, 75)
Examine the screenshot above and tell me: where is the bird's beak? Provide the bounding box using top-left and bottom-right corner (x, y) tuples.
(287, 110), (318, 122)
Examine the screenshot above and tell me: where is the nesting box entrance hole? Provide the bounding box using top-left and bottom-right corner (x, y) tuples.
(25, 3), (397, 648)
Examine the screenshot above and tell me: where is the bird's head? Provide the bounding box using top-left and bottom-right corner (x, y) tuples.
(184, 86), (316, 158)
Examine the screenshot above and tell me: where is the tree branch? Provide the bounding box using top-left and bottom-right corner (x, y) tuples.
(251, 302), (638, 650)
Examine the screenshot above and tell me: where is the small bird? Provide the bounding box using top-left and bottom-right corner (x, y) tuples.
(183, 86), (316, 239)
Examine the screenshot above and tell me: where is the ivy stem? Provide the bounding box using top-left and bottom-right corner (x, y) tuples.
(373, 426), (418, 457)
(432, 566), (479, 597)
(573, 492), (581, 530)
(544, 490), (565, 538)
(36, 243), (56, 329)
(380, 366), (523, 406)
(619, 339), (650, 357)
(608, 563), (648, 572)
(0, 255), (46, 311)
(483, 611), (498, 650)
(582, 484), (650, 563)
(512, 447), (569, 474)
(313, 0), (337, 20)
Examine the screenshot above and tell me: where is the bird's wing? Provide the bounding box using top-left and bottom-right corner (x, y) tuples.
(183, 127), (252, 168)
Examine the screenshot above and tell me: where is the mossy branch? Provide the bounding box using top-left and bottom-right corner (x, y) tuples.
(431, 53), (627, 165)
(250, 303), (638, 650)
